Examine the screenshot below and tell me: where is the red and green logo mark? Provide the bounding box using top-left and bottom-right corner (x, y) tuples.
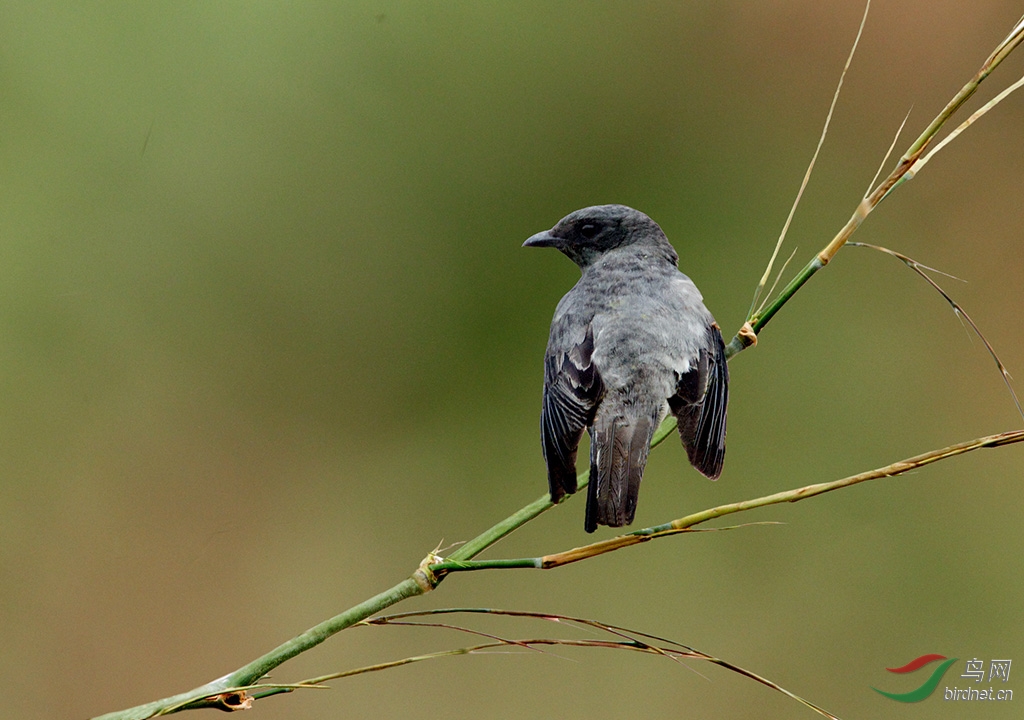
(873, 654), (959, 702)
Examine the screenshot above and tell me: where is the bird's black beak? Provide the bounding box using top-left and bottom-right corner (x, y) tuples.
(523, 230), (560, 248)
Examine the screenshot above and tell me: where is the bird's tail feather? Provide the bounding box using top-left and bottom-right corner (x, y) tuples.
(585, 414), (657, 533)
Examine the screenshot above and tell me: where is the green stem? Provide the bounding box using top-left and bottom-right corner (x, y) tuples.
(447, 491), (559, 562)
(727, 256), (826, 357)
(223, 579), (425, 686)
(92, 579), (426, 720)
(430, 430), (1024, 576)
(753, 256), (826, 333)
(727, 17), (1024, 358)
(902, 17), (1023, 162)
(433, 558), (543, 574)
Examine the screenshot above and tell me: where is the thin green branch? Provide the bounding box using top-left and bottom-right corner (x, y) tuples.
(896, 71), (1024, 190)
(430, 430), (1024, 575)
(749, 0), (872, 319)
(91, 579), (426, 720)
(727, 12), (1024, 357)
(446, 490), (560, 562)
(901, 13), (1024, 162)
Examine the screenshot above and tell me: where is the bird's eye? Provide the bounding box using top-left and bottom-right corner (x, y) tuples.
(580, 223), (600, 239)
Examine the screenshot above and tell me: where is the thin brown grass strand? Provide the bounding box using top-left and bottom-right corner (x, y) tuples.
(749, 0), (872, 319)
(849, 242), (1024, 422)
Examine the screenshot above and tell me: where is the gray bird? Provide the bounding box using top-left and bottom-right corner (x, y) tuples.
(524, 204), (728, 533)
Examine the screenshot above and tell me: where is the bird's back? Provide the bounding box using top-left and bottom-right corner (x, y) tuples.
(553, 249), (714, 396)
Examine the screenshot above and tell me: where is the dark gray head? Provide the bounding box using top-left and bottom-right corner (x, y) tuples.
(523, 204), (678, 269)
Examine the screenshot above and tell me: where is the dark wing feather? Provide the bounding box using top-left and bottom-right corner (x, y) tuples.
(669, 323), (728, 479)
(541, 324), (603, 502)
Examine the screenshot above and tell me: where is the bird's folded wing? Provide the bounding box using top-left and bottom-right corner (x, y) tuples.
(670, 324), (728, 479)
(541, 323), (604, 500)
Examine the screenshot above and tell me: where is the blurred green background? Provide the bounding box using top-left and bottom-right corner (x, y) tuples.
(3, 2), (1023, 718)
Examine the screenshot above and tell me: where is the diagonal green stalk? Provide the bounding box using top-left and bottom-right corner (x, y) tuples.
(727, 13), (1024, 357)
(91, 579), (426, 720)
(747, 0), (872, 320)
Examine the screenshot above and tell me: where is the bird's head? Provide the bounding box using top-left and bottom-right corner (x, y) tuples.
(523, 204), (677, 269)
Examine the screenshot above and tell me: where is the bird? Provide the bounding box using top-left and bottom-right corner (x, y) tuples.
(523, 204), (728, 533)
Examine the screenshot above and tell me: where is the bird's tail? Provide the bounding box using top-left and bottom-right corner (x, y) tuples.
(585, 413), (658, 533)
